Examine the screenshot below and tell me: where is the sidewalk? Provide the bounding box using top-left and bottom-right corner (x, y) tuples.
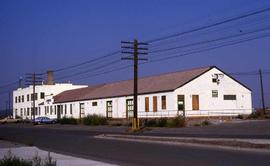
(0, 140), (116, 166)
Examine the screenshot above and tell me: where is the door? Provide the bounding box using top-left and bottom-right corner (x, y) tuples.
(79, 103), (85, 120)
(177, 95), (185, 116)
(192, 95), (200, 110)
(126, 99), (134, 119)
(153, 96), (157, 112)
(106, 101), (112, 118)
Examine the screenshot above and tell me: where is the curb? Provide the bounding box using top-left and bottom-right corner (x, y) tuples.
(94, 134), (270, 153)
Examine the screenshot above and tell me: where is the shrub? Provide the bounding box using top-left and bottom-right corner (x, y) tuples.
(143, 118), (168, 127)
(247, 111), (263, 119)
(144, 119), (158, 127)
(236, 114), (244, 119)
(201, 120), (211, 126)
(157, 118), (168, 127)
(82, 114), (107, 126)
(59, 117), (78, 125)
(166, 116), (186, 128)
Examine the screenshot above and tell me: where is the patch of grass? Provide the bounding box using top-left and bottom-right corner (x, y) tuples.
(0, 152), (32, 166)
(58, 117), (78, 125)
(82, 114), (108, 126)
(0, 150), (56, 166)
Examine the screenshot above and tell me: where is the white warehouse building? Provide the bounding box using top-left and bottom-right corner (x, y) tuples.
(51, 66), (252, 119)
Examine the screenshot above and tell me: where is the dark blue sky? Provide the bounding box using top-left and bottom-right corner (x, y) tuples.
(0, 0), (269, 109)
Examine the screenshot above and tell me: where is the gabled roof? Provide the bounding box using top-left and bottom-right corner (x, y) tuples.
(54, 66), (214, 103)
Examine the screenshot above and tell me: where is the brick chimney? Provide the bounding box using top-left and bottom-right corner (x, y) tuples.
(46, 70), (54, 85)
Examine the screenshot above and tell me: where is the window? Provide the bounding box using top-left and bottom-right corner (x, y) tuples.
(40, 92), (45, 99)
(38, 107), (41, 115)
(22, 95), (24, 102)
(224, 95), (236, 100)
(106, 101), (112, 118)
(212, 78), (217, 83)
(126, 99), (134, 118)
(31, 93), (38, 101)
(161, 96), (166, 110)
(61, 105), (63, 114)
(27, 94), (29, 101)
(64, 104), (67, 114)
(24, 108), (26, 116)
(145, 97), (149, 112)
(54, 106), (57, 115)
(212, 90), (218, 98)
(50, 106), (53, 115)
(15, 97), (17, 103)
(34, 93), (38, 100)
(92, 102), (98, 106)
(18, 96), (21, 103)
(27, 108), (30, 116)
(70, 104), (72, 114)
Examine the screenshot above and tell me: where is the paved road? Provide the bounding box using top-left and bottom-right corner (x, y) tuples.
(0, 122), (270, 166)
(145, 120), (270, 139)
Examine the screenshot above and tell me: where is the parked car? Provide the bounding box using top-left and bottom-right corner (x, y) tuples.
(33, 117), (56, 125)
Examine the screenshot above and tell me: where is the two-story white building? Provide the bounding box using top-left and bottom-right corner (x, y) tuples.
(52, 66), (252, 119)
(13, 71), (87, 119)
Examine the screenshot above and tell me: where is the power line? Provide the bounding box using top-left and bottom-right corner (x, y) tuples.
(149, 13), (270, 49)
(146, 7), (270, 44)
(146, 32), (270, 63)
(68, 33), (270, 81)
(55, 59), (122, 81)
(53, 50), (121, 73)
(149, 26), (270, 54)
(59, 27), (270, 81)
(0, 81), (19, 89)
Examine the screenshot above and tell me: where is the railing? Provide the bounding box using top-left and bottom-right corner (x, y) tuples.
(126, 109), (255, 118)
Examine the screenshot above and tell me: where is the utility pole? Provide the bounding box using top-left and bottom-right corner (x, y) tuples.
(5, 100), (8, 118)
(25, 73), (43, 121)
(259, 69), (266, 115)
(121, 39), (148, 130)
(8, 90), (11, 118)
